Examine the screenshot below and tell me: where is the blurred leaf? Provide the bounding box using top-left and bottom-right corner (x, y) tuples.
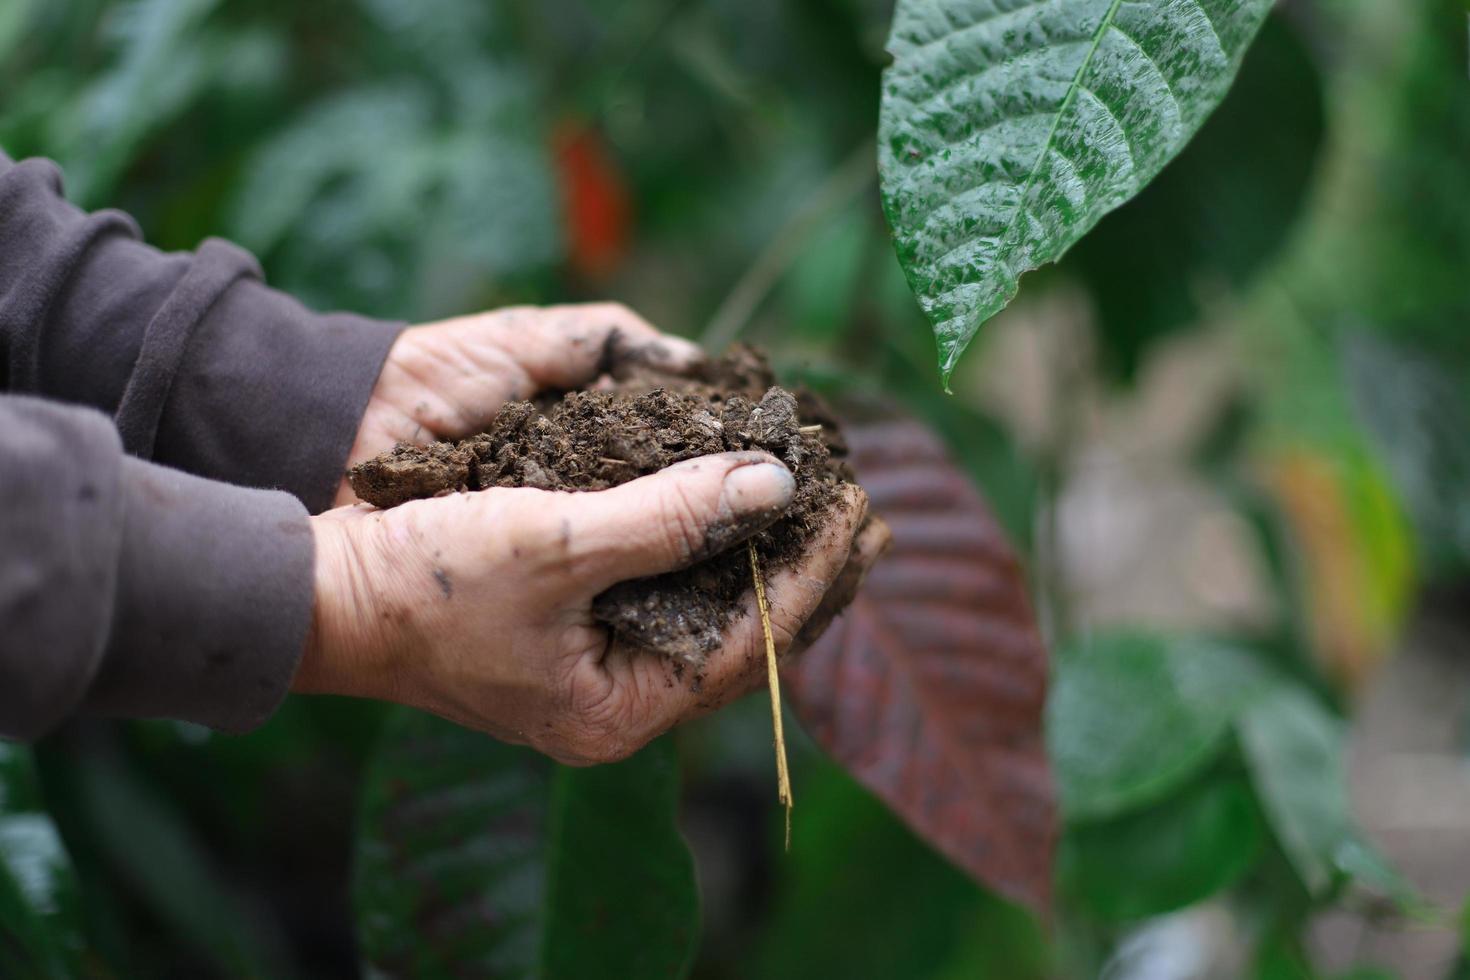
(780, 207), (870, 341)
(1237, 0), (1469, 650)
(228, 49), (559, 318)
(0, 743), (84, 979)
(355, 709), (697, 979)
(878, 0), (1273, 382)
(1311, 0), (1470, 357)
(1049, 631), (1270, 821)
(1257, 444), (1415, 689)
(53, 741), (292, 978)
(1060, 770), (1264, 922)
(357, 0), (511, 66)
(667, 15), (759, 109)
(1238, 685), (1411, 903)
(49, 0), (227, 204)
(750, 759), (1047, 980)
(125, 697), (386, 843)
(1064, 13), (1325, 380)
(1241, 263), (1416, 686)
(784, 411), (1055, 913)
(1253, 933), (1316, 980)
(32, 704), (384, 976)
(227, 84), (437, 256)
(1344, 332), (1470, 578)
(1238, 687), (1343, 894)
(1449, 896), (1470, 980)
(0, 0), (38, 67)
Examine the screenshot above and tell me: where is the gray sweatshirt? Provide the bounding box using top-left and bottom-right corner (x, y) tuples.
(0, 149), (403, 740)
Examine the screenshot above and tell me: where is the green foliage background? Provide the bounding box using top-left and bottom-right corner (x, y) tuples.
(2, 0), (1468, 977)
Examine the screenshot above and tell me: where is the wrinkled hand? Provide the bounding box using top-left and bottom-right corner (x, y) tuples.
(336, 303), (703, 506)
(300, 453), (885, 764)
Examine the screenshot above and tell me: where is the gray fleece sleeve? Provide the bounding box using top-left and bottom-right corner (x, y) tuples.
(0, 149), (404, 512)
(0, 148), (399, 738)
(0, 397), (314, 740)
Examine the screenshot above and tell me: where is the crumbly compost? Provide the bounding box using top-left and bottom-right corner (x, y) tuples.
(347, 345), (853, 663)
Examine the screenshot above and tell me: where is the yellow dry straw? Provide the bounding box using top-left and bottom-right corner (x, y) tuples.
(748, 541), (792, 850)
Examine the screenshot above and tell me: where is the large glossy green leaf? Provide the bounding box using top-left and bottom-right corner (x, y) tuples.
(355, 709), (698, 979)
(1048, 631), (1270, 821)
(878, 0), (1274, 381)
(1060, 771), (1264, 921)
(1238, 685), (1413, 902)
(0, 743), (83, 978)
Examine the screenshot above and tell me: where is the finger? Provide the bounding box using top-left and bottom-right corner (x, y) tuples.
(607, 484), (869, 732)
(535, 451), (796, 592)
(488, 303), (705, 391)
(702, 484), (869, 695)
(789, 514), (891, 655)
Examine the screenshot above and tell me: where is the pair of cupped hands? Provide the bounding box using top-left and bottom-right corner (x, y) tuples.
(298, 304), (888, 765)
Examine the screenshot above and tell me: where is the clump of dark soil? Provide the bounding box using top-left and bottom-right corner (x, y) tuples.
(347, 345), (853, 664)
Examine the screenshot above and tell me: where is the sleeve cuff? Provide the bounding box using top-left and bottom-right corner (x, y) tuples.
(83, 456), (316, 733)
(0, 398), (125, 740)
(152, 248), (405, 513)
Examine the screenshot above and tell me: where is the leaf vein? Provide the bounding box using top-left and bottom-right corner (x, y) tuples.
(896, 0), (1056, 57)
(1074, 80), (1138, 180)
(1106, 21), (1183, 123)
(994, 0), (1125, 277)
(893, 111), (1050, 209)
(1186, 0), (1229, 60)
(886, 34), (1091, 123)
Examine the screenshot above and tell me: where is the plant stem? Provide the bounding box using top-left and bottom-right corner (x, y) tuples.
(748, 541), (792, 849)
(701, 139), (876, 350)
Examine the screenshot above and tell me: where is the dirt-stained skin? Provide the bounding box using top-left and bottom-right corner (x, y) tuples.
(346, 346), (855, 663)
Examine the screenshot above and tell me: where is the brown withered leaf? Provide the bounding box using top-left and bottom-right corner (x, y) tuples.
(783, 414), (1056, 913)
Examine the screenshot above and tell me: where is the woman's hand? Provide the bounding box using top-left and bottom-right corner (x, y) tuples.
(337, 303), (704, 506)
(301, 452), (884, 764)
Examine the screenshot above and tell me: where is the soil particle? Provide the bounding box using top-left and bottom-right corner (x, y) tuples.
(347, 346), (853, 663)
(348, 442), (471, 510)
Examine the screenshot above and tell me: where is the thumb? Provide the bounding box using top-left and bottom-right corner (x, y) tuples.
(551, 451), (795, 593)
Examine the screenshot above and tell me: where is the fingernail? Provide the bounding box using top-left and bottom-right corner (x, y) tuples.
(694, 461), (794, 560)
(723, 462), (795, 516)
(646, 335), (705, 370)
(605, 335), (705, 380)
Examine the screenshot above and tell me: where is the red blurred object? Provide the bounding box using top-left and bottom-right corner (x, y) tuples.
(553, 120), (632, 281)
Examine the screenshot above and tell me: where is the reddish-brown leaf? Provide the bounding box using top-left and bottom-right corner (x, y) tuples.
(784, 415), (1056, 913)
